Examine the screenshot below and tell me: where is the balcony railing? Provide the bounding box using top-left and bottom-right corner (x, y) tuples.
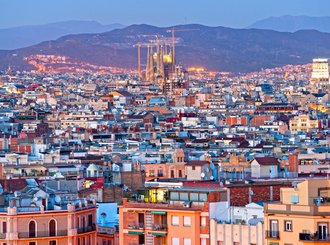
(152, 224), (167, 231)
(265, 230), (280, 239)
(77, 226), (96, 234)
(0, 233), (6, 239)
(127, 223), (144, 230)
(300, 232), (330, 241)
(18, 230), (68, 238)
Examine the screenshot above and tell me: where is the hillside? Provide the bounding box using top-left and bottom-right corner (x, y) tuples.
(1, 24), (330, 73)
(0, 20), (124, 50)
(248, 15), (330, 33)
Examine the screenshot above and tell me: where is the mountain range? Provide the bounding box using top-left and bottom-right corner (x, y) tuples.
(1, 24), (330, 73)
(248, 15), (330, 33)
(0, 20), (124, 50)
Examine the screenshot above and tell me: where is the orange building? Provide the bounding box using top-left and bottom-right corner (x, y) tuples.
(119, 187), (226, 245)
(264, 179), (330, 245)
(225, 116), (248, 126)
(0, 200), (97, 245)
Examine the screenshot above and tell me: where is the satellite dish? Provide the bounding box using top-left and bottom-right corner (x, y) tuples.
(204, 167), (209, 172)
(33, 196), (38, 202)
(201, 172), (205, 178)
(55, 196), (61, 203)
(210, 176), (214, 180)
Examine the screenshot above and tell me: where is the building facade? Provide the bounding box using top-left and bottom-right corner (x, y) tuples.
(0, 201), (97, 245)
(264, 179), (330, 245)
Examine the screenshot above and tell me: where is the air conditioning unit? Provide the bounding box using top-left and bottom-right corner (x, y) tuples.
(183, 201), (192, 208)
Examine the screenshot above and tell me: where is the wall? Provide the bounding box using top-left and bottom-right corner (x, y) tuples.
(210, 219), (264, 245)
(228, 184), (290, 206)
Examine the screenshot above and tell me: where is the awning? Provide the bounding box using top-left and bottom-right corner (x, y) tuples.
(128, 231), (144, 235)
(151, 211), (166, 215)
(152, 232), (166, 237)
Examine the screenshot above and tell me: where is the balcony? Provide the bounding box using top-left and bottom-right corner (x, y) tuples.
(300, 232), (330, 241)
(265, 230), (280, 239)
(18, 230), (68, 238)
(152, 224), (168, 232)
(77, 226), (96, 234)
(127, 223), (145, 230)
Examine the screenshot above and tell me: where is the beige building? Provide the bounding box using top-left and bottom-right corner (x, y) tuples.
(185, 161), (213, 181)
(264, 179), (330, 245)
(289, 114), (318, 132)
(0, 200), (97, 245)
(311, 58), (329, 90)
(210, 219), (264, 245)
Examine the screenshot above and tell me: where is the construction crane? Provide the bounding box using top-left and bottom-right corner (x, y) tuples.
(166, 28), (199, 71)
(133, 42), (154, 80)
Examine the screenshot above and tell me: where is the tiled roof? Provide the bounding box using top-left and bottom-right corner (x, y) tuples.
(254, 157), (279, 165)
(186, 160), (209, 166)
(0, 179), (28, 193)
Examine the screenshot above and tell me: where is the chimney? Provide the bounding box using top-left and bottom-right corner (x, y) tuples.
(288, 153), (299, 173)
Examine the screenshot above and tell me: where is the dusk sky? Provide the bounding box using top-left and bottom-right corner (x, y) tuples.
(1, 0), (329, 28)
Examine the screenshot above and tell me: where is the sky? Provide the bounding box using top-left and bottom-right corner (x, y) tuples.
(1, 0), (329, 29)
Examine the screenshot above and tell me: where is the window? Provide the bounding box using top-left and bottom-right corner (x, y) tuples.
(179, 192), (188, 201)
(190, 193), (199, 201)
(184, 238), (191, 245)
(82, 217), (86, 232)
(157, 169), (163, 177)
(29, 243), (36, 245)
(29, 221), (36, 238)
(172, 215), (179, 226)
(149, 170), (155, 177)
(199, 193), (208, 202)
(179, 170), (182, 177)
(192, 166), (196, 170)
(201, 217), (206, 227)
(77, 217), (80, 228)
(170, 192), (179, 200)
(88, 214), (93, 227)
(172, 237), (179, 245)
(49, 220), (56, 236)
(284, 221), (292, 231)
(171, 170), (175, 178)
(270, 220), (279, 238)
(318, 223), (328, 240)
(50, 241), (56, 245)
(183, 216), (191, 227)
(2, 221), (6, 233)
(201, 238), (207, 245)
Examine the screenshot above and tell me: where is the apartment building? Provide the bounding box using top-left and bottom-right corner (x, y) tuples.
(264, 179), (330, 245)
(0, 199), (97, 245)
(289, 114), (318, 132)
(119, 187), (227, 245)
